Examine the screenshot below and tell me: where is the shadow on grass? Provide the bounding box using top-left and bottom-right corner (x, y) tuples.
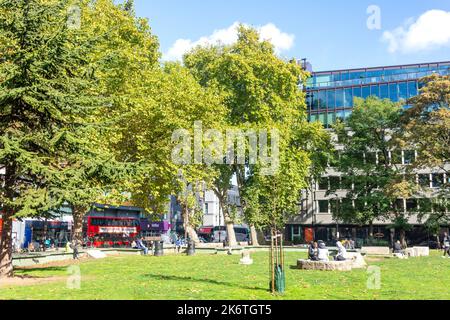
(144, 273), (267, 292)
(14, 266), (68, 274)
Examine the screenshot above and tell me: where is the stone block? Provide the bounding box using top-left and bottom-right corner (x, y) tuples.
(361, 247), (391, 255)
(297, 259), (353, 271)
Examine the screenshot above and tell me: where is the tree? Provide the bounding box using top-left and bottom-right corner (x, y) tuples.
(332, 97), (410, 244)
(58, 0), (162, 242)
(115, 62), (227, 243)
(399, 74), (450, 239)
(184, 26), (321, 244)
(0, 0), (115, 277)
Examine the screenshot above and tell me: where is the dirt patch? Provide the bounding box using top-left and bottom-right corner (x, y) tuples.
(21, 257), (92, 270)
(365, 257), (387, 263)
(0, 275), (67, 288)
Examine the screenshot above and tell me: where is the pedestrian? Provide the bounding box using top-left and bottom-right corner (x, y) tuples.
(442, 232), (450, 258)
(72, 239), (80, 260)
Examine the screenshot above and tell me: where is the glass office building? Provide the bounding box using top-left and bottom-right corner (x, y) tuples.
(286, 61), (450, 246)
(305, 61), (450, 128)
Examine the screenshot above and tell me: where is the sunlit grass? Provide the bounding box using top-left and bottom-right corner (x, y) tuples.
(1, 251), (449, 300)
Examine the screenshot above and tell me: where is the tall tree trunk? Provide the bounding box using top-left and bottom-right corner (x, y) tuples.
(436, 234), (441, 250)
(182, 205), (199, 243)
(399, 229), (407, 248)
(0, 164), (16, 278)
(250, 225), (259, 246)
(0, 207), (14, 278)
(368, 221), (374, 239)
(71, 205), (87, 242)
(390, 228), (395, 249)
(219, 200), (237, 247)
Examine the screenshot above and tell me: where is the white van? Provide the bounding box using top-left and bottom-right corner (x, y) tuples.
(212, 225), (249, 243)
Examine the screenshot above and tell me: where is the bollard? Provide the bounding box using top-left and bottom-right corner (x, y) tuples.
(187, 240), (195, 256)
(154, 241), (164, 257)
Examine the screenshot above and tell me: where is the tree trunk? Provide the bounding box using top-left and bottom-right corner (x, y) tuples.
(399, 229), (407, 248)
(390, 228), (395, 249)
(0, 164), (16, 278)
(182, 205), (199, 243)
(225, 220), (237, 247)
(436, 234), (441, 250)
(71, 205), (86, 242)
(219, 200), (237, 247)
(0, 207), (14, 279)
(368, 221), (374, 239)
(250, 225), (259, 246)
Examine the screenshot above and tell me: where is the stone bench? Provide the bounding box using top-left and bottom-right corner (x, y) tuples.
(405, 247), (430, 257)
(361, 247), (391, 256)
(297, 259), (353, 271)
(345, 252), (367, 269)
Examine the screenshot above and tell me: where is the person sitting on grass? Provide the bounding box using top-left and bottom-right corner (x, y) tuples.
(308, 241), (319, 261)
(317, 241), (329, 262)
(335, 241), (347, 261)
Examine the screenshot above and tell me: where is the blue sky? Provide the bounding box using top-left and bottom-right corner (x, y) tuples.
(133, 0), (450, 71)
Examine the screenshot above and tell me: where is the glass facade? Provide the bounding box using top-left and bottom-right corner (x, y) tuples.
(306, 61), (450, 128)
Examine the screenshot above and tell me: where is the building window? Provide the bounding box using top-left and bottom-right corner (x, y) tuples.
(365, 152), (377, 164)
(370, 85), (379, 97)
(327, 89), (336, 109)
(395, 199), (405, 212)
(329, 176), (341, 190)
(389, 83), (398, 101)
(390, 150), (402, 165)
(398, 82), (408, 101)
(335, 89), (344, 108)
(318, 200), (329, 213)
(318, 177), (328, 190)
(353, 87), (362, 99)
(408, 81), (418, 98)
(318, 91), (327, 110)
(403, 150), (415, 165)
(341, 176), (353, 190)
(406, 199), (418, 211)
(362, 86), (370, 99)
(380, 84), (389, 99)
(432, 174), (444, 188)
(344, 88), (353, 107)
(418, 174), (430, 188)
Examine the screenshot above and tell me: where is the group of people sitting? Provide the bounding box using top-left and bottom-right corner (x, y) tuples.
(308, 240), (348, 262)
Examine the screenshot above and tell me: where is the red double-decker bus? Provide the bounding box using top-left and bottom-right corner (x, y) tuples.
(85, 216), (141, 248)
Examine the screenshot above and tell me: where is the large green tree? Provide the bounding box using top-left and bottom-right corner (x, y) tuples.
(184, 26), (326, 243)
(399, 74), (450, 241)
(58, 0), (161, 241)
(115, 62), (227, 242)
(0, 0), (120, 277)
(332, 97), (411, 245)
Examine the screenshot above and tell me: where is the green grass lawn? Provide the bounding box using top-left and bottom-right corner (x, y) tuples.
(1, 251), (449, 300)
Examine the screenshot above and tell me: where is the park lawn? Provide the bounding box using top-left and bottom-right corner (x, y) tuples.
(0, 251), (449, 300)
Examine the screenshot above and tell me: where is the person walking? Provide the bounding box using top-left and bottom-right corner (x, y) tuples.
(442, 232), (450, 258)
(72, 239), (80, 260)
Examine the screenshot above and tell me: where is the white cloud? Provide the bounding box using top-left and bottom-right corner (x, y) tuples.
(163, 22), (295, 61)
(382, 10), (450, 53)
